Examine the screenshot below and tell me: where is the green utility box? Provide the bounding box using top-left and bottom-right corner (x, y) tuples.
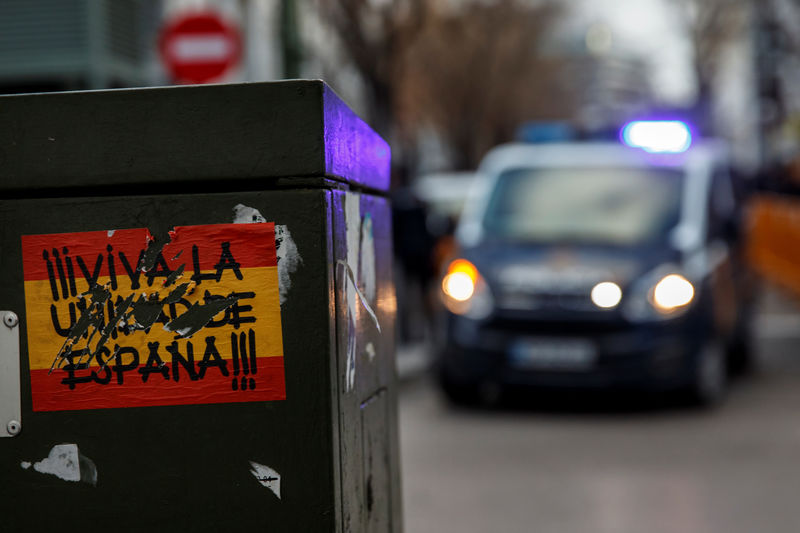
(0, 81), (400, 532)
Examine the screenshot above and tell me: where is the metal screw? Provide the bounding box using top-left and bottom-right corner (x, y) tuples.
(7, 420), (21, 436)
(3, 312), (18, 328)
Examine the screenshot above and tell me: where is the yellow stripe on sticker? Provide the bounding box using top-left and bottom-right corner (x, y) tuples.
(21, 223), (286, 411)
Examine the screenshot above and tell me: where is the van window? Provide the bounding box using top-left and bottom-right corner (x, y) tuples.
(482, 167), (683, 245)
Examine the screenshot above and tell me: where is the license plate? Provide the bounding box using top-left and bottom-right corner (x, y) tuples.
(509, 338), (596, 371)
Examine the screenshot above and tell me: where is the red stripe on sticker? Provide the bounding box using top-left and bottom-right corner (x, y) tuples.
(163, 223), (277, 272)
(22, 228), (153, 282)
(21, 223), (277, 282)
(30, 357), (285, 411)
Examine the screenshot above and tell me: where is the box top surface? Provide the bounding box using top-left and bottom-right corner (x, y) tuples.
(0, 80), (390, 193)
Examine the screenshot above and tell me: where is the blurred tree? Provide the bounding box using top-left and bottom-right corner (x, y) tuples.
(315, 0), (428, 141)
(281, 0), (303, 78)
(671, 0), (749, 132)
(317, 0), (568, 173)
(397, 0), (568, 169)
(676, 0), (800, 171)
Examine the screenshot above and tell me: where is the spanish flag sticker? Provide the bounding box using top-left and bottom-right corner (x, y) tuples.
(21, 223), (285, 411)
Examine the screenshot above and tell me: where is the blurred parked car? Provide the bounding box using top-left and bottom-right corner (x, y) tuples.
(436, 122), (755, 406)
(413, 171), (475, 274)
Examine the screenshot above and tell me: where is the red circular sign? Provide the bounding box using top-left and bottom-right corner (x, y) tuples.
(159, 12), (242, 84)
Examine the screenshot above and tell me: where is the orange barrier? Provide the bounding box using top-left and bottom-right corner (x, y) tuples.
(747, 194), (800, 296)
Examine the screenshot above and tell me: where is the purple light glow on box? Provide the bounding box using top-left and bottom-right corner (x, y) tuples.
(323, 86), (391, 192)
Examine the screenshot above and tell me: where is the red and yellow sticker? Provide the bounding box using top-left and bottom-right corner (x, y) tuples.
(21, 223), (285, 411)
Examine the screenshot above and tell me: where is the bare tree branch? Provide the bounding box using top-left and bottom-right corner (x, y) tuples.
(397, 0), (568, 168)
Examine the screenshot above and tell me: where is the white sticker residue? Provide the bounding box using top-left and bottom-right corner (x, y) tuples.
(249, 461), (281, 499)
(232, 203), (267, 224)
(27, 444), (81, 482)
(360, 213), (376, 303)
(22, 443), (98, 486)
(365, 342), (376, 362)
(344, 193), (361, 392)
(232, 204), (301, 305)
(275, 224), (301, 305)
(107, 230), (116, 237)
(163, 325), (192, 337)
(345, 193), (362, 277)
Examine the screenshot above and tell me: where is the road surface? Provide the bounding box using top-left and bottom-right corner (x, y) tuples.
(399, 287), (800, 533)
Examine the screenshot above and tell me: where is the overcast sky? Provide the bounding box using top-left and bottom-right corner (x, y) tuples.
(566, 0), (696, 105)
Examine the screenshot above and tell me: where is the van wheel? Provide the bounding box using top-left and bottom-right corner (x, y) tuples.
(728, 318), (755, 376)
(439, 370), (479, 407)
(687, 341), (727, 407)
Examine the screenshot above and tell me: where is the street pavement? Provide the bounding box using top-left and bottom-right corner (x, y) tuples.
(398, 285), (800, 533)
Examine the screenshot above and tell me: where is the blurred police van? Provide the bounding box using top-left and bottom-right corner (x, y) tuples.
(436, 121), (754, 407)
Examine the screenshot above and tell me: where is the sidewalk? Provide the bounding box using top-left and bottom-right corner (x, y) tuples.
(755, 280), (800, 339)
(396, 341), (433, 382)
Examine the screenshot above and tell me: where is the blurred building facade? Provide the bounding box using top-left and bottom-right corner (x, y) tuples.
(547, 17), (647, 134)
(755, 0), (800, 174)
(561, 54), (650, 135)
(0, 0), (779, 179)
(0, 0), (295, 94)
(0, 0), (163, 92)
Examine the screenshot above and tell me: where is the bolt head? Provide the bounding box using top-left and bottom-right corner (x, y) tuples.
(3, 312), (18, 328)
(7, 420), (20, 436)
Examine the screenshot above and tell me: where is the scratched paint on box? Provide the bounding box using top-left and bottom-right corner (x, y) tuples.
(21, 223), (285, 411)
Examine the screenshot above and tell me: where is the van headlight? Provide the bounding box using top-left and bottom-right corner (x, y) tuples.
(591, 281), (623, 309)
(624, 267), (696, 321)
(441, 259), (494, 319)
(652, 274), (694, 311)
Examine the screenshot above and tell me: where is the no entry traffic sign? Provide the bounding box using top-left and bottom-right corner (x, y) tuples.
(159, 12), (242, 84)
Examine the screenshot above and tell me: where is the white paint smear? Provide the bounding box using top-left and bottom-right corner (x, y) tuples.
(232, 204), (301, 305)
(366, 342), (376, 362)
(249, 461), (281, 499)
(107, 230), (116, 237)
(338, 260), (381, 335)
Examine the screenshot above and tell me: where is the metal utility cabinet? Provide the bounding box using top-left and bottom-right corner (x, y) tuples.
(0, 81), (400, 532)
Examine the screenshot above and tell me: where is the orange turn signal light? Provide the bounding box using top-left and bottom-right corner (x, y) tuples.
(442, 259), (479, 302)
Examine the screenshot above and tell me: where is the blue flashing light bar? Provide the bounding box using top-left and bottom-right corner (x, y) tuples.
(621, 120), (692, 154)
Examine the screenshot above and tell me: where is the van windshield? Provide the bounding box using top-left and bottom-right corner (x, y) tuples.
(482, 167), (683, 245)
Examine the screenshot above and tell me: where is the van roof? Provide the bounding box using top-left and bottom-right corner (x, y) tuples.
(478, 141), (729, 175)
